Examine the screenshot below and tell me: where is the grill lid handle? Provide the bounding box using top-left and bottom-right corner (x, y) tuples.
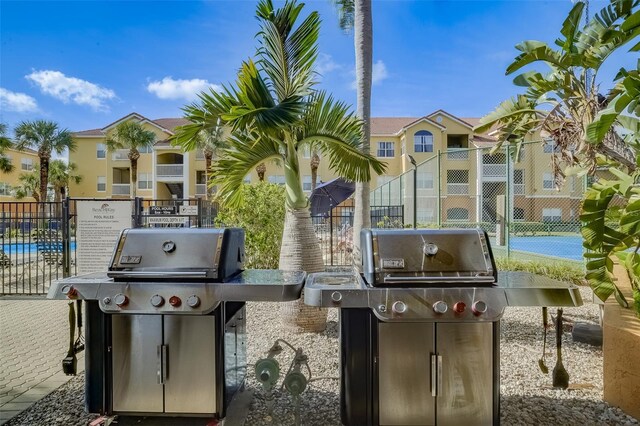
(107, 271), (209, 278)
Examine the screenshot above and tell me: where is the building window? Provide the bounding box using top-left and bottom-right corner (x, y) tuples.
(268, 175), (285, 185)
(138, 173), (152, 189)
(21, 158), (34, 171)
(303, 175), (312, 191)
(543, 138), (559, 154)
(302, 146), (311, 159)
(417, 209), (435, 223)
(414, 130), (434, 153)
(97, 176), (106, 192)
(447, 208), (469, 221)
(543, 172), (554, 189)
(97, 143), (106, 159)
(542, 208), (562, 222)
(138, 145), (153, 154)
(514, 169), (524, 195)
(377, 141), (394, 157)
(514, 207), (525, 221)
(417, 172), (433, 189)
(0, 182), (11, 196)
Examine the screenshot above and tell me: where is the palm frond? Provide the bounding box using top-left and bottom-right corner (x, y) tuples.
(506, 41), (575, 75)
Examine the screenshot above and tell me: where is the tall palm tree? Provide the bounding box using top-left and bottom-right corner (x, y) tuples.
(0, 123), (14, 173)
(310, 149), (320, 190)
(255, 162), (267, 181)
(475, 0), (638, 180)
(105, 121), (156, 198)
(48, 160), (82, 202)
(174, 0), (385, 331)
(332, 0), (372, 259)
(14, 120), (75, 203)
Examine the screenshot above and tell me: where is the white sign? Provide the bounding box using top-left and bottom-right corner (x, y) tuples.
(179, 205), (198, 216)
(147, 216), (188, 224)
(76, 200), (132, 275)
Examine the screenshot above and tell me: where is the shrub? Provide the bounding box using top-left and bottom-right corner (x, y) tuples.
(215, 183), (285, 269)
(495, 257), (586, 286)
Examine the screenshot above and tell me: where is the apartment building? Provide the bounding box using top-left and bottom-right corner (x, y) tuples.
(0, 147), (39, 201)
(67, 111), (580, 224)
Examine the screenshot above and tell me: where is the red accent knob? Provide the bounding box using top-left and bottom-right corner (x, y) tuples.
(63, 286), (77, 298)
(169, 296), (182, 307)
(453, 302), (466, 314)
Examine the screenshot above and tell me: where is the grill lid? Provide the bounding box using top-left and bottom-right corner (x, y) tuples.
(107, 228), (245, 281)
(360, 228), (496, 286)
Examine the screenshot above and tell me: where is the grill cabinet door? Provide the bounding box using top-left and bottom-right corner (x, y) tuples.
(163, 315), (217, 414)
(112, 315), (164, 412)
(436, 322), (494, 426)
(378, 323), (435, 425)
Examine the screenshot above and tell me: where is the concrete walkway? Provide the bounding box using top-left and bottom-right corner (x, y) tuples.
(0, 298), (83, 425)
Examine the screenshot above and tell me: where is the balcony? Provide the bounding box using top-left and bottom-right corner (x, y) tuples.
(482, 164), (507, 179)
(112, 184), (131, 196)
(446, 183), (469, 195)
(112, 150), (129, 161)
(446, 148), (469, 160)
(156, 164), (184, 178)
(196, 184), (207, 195)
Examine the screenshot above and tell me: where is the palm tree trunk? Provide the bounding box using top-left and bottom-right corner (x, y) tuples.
(205, 153), (213, 200)
(131, 159), (138, 198)
(279, 207), (327, 332)
(310, 150), (320, 191)
(352, 0), (373, 260)
(256, 162), (266, 181)
(39, 155), (49, 203)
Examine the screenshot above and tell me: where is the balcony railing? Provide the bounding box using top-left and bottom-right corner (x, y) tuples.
(112, 150), (129, 161)
(156, 164), (184, 177)
(112, 184), (131, 195)
(482, 164), (507, 178)
(446, 183), (469, 195)
(196, 184), (207, 195)
(446, 148), (469, 160)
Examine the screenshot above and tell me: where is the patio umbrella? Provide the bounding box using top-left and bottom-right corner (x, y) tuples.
(309, 178), (355, 216)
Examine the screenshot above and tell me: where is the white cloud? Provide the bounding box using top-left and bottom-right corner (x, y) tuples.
(147, 77), (221, 101)
(25, 70), (116, 111)
(316, 53), (341, 75)
(350, 60), (389, 89)
(0, 88), (38, 112)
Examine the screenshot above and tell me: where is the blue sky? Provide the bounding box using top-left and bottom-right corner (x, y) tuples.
(1, 0), (636, 134)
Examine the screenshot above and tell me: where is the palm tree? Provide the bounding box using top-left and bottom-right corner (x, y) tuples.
(48, 160), (82, 202)
(332, 0), (372, 259)
(310, 149), (321, 190)
(14, 120), (75, 203)
(0, 123), (14, 173)
(173, 0), (385, 331)
(475, 0), (638, 181)
(14, 170), (40, 201)
(105, 121), (156, 198)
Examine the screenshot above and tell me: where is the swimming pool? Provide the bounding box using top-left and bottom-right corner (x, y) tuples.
(492, 235), (584, 261)
(1, 242), (77, 255)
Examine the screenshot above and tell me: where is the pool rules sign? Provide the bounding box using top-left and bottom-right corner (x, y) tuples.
(76, 200), (132, 275)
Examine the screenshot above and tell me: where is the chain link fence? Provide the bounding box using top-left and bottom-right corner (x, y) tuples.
(371, 140), (586, 265)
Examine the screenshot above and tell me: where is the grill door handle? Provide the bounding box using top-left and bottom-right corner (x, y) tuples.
(431, 354), (437, 396)
(383, 275), (495, 284)
(108, 271), (208, 279)
(437, 355), (443, 396)
(158, 344), (168, 384)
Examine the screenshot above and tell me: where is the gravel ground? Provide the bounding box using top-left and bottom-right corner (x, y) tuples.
(6, 286), (639, 426)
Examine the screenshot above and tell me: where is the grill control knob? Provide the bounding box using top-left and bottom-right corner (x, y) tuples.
(472, 301), (488, 316)
(62, 285), (77, 298)
(187, 295), (201, 308)
(150, 294), (165, 307)
(453, 302), (466, 314)
(432, 301), (448, 314)
(169, 296), (182, 307)
(423, 243), (439, 256)
(331, 291), (343, 303)
(392, 301), (408, 314)
(114, 293), (129, 307)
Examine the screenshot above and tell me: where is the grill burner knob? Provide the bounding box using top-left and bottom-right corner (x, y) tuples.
(187, 295), (201, 308)
(392, 301), (407, 314)
(331, 291), (343, 303)
(432, 301), (448, 314)
(169, 296), (182, 307)
(114, 293), (129, 307)
(453, 302), (466, 314)
(423, 243), (439, 256)
(150, 294), (165, 307)
(472, 301), (488, 316)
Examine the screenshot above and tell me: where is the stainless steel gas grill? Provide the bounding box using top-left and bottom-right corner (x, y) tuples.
(304, 228), (583, 426)
(48, 228), (305, 419)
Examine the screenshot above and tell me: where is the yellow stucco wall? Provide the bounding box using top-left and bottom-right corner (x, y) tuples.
(0, 148), (40, 201)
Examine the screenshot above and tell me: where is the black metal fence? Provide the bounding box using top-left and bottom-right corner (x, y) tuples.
(312, 205), (404, 266)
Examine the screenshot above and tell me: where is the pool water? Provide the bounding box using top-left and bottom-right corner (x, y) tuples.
(1, 242), (77, 255)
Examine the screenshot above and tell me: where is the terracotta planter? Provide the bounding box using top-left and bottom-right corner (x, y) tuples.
(603, 263), (640, 420)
